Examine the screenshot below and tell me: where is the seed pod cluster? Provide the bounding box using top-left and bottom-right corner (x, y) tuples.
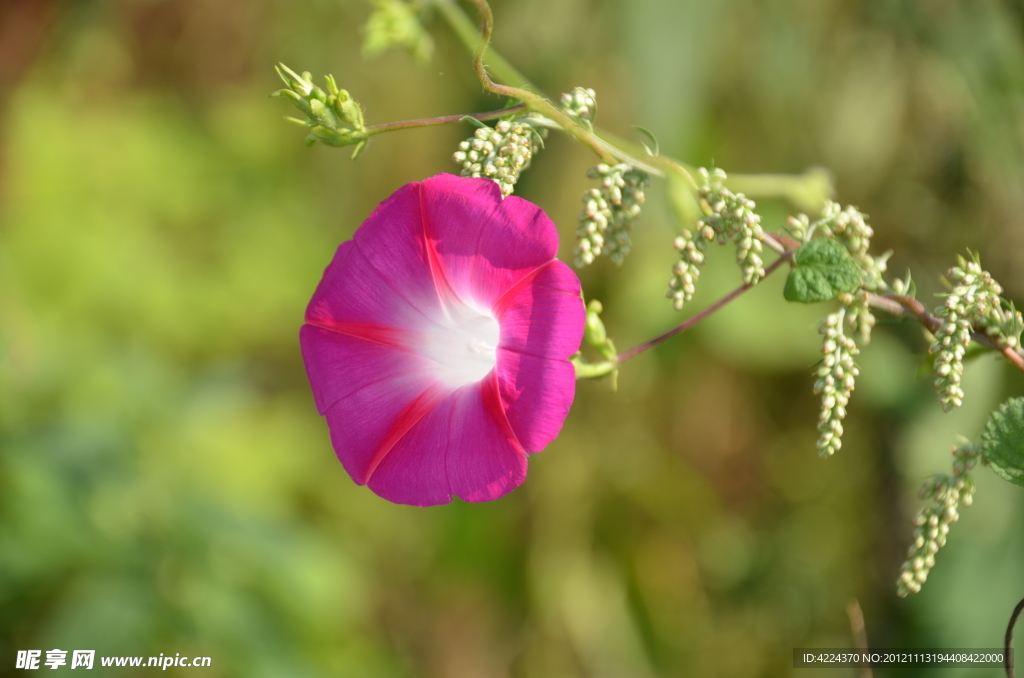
(560, 87), (597, 129)
(574, 164), (650, 267)
(453, 118), (543, 197)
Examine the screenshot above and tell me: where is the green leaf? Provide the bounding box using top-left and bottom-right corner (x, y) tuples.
(350, 140), (368, 160)
(459, 115), (490, 130)
(981, 397), (1024, 487)
(783, 238), (863, 303)
(632, 125), (659, 156)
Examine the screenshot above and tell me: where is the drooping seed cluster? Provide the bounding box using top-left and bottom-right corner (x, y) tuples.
(574, 164), (650, 267)
(840, 290), (876, 346)
(667, 168), (765, 311)
(897, 445), (981, 597)
(560, 87), (597, 129)
(814, 311), (860, 457)
(453, 118), (543, 197)
(930, 300), (972, 413)
(929, 256), (1020, 412)
(666, 226), (714, 310)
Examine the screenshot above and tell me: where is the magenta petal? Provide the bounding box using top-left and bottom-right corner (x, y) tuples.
(367, 377), (527, 506)
(299, 324), (431, 415)
(446, 376), (527, 502)
(306, 240), (434, 335)
(420, 174), (559, 309)
(366, 391), (455, 506)
(495, 260), (585, 360)
(495, 349), (577, 453)
(302, 325), (450, 485)
(322, 378), (448, 489)
(351, 182), (447, 322)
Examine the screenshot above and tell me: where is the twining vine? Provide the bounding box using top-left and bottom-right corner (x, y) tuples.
(273, 0), (1024, 621)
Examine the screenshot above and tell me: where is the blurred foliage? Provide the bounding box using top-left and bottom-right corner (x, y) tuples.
(1, 0), (1023, 676)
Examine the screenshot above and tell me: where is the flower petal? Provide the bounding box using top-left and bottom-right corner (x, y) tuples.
(299, 324), (427, 415)
(302, 325), (453, 484)
(351, 182), (449, 323)
(495, 260), (584, 360)
(420, 174), (559, 309)
(446, 376), (527, 502)
(366, 390), (454, 506)
(494, 349), (577, 453)
(305, 240), (434, 336)
(367, 377), (527, 505)
(322, 376), (449, 489)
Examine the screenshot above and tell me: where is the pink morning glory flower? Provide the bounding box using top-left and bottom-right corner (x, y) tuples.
(300, 174), (585, 506)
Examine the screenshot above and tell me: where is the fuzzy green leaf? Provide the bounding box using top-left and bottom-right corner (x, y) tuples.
(783, 238), (863, 303)
(981, 397), (1024, 487)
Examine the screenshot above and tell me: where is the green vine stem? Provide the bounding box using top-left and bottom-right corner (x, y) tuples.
(431, 0), (533, 90)
(458, 0), (617, 164)
(431, 0), (840, 209)
(443, 0), (703, 185)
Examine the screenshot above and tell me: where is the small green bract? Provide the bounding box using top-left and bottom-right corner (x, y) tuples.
(784, 238), (863, 303)
(981, 396), (1024, 487)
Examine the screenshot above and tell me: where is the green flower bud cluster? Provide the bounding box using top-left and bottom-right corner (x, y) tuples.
(930, 255), (1021, 412)
(820, 202), (872, 258)
(814, 310), (860, 457)
(272, 64), (368, 157)
(574, 164), (650, 267)
(897, 445), (981, 597)
(666, 227), (713, 310)
(931, 302), (973, 413)
(453, 118), (544, 197)
(667, 168), (765, 310)
(560, 87), (597, 130)
(960, 264), (1023, 351)
(839, 290), (876, 345)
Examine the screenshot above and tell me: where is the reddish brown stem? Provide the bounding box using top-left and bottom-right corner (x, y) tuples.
(617, 248), (796, 363)
(364, 104), (527, 135)
(880, 294), (942, 333)
(999, 345), (1024, 373)
(615, 232), (1024, 374)
(870, 293), (1024, 373)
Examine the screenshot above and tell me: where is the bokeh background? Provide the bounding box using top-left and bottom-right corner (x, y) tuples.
(2, 0), (1023, 676)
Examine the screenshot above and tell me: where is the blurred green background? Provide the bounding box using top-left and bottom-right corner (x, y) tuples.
(1, 0), (1023, 676)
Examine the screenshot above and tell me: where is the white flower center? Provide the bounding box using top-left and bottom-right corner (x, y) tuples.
(421, 301), (500, 389)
